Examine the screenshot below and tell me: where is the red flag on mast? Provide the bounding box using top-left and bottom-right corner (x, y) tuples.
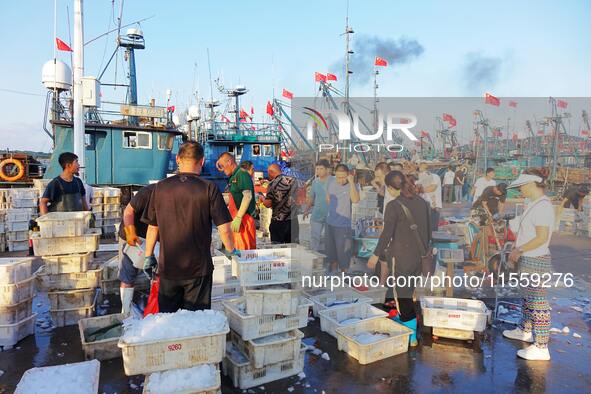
(557, 99), (568, 109)
(266, 101), (274, 116)
(56, 37), (73, 52)
(282, 89), (293, 100)
(508, 100), (518, 108)
(442, 113), (457, 127)
(315, 72), (327, 82)
(485, 92), (500, 106)
(581, 130), (589, 137)
(374, 56), (388, 66)
(326, 73), (337, 81)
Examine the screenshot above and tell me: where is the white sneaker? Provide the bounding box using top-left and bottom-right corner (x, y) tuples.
(517, 344), (550, 361)
(503, 327), (534, 343)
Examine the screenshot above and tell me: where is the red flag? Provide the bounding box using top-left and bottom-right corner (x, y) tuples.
(266, 101), (274, 116)
(374, 56), (388, 66)
(167, 105), (175, 113)
(537, 130), (544, 136)
(557, 99), (568, 109)
(442, 113), (457, 127)
(315, 72), (327, 82)
(282, 88), (293, 100)
(420, 130), (429, 138)
(55, 37), (73, 52)
(509, 100), (518, 108)
(485, 92), (500, 106)
(326, 73), (337, 81)
(581, 130), (589, 137)
(239, 108), (250, 121)
(250, 106), (254, 115)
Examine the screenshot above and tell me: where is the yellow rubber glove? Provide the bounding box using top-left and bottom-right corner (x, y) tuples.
(231, 216), (243, 233)
(124, 225), (140, 246)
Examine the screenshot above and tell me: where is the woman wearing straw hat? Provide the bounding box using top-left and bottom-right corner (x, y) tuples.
(503, 169), (555, 361)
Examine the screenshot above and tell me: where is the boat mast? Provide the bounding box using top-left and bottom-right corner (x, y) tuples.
(73, 0), (85, 180)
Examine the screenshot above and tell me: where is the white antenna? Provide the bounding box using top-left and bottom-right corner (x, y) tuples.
(73, 0), (85, 180)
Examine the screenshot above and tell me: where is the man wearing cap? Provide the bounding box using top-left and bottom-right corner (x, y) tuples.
(472, 183), (507, 217)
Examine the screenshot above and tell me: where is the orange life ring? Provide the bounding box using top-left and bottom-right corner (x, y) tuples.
(0, 158), (25, 182)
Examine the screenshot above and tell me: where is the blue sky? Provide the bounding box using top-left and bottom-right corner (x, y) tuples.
(1, 0), (590, 151)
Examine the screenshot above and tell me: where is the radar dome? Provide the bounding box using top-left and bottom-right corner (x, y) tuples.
(42, 60), (72, 91)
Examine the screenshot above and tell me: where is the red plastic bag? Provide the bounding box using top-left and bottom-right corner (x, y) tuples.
(144, 277), (159, 317)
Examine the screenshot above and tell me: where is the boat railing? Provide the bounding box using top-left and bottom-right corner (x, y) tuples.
(205, 122), (282, 142)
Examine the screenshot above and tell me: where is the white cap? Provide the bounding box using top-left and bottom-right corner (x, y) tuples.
(508, 173), (543, 188)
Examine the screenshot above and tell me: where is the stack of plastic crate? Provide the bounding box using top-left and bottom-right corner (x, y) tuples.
(0, 257), (36, 350)
(31, 212), (102, 327)
(4, 189), (38, 252)
(118, 310), (229, 393)
(91, 187), (122, 236)
(222, 248), (310, 390)
(211, 255), (241, 311)
(352, 187), (379, 224)
(581, 195), (591, 237)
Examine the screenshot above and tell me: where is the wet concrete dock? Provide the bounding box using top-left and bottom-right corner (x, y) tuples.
(1, 228), (590, 393)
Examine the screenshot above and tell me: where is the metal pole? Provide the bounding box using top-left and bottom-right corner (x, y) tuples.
(73, 0), (85, 180)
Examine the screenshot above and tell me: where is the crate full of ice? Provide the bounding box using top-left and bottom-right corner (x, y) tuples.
(118, 309), (229, 376)
(15, 359), (100, 394)
(143, 364), (220, 394)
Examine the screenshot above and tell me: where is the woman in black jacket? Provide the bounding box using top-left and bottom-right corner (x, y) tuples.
(368, 170), (432, 346)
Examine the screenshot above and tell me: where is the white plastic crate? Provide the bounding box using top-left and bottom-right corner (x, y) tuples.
(7, 230), (29, 241)
(8, 239), (29, 252)
(31, 229), (101, 256)
(351, 285), (388, 305)
(32, 179), (51, 194)
(103, 210), (121, 219)
(42, 252), (94, 274)
(48, 288), (98, 310)
(143, 365), (221, 394)
(335, 318), (412, 365)
(5, 208), (34, 222)
(118, 325), (229, 376)
(5, 220), (29, 232)
(0, 297), (33, 325)
(420, 297), (491, 332)
(232, 249), (298, 287)
(213, 256), (232, 285)
(0, 313), (36, 349)
(91, 205), (103, 213)
(212, 279), (241, 298)
(318, 302), (389, 338)
(9, 188), (38, 200)
(244, 286), (301, 316)
(0, 276), (36, 306)
(102, 187), (122, 197)
(0, 233), (5, 253)
(308, 289), (372, 317)
(223, 344), (305, 390)
(36, 211), (91, 238)
(437, 248), (465, 264)
(36, 267), (103, 291)
(96, 218), (119, 227)
(104, 196), (121, 204)
(15, 360), (100, 394)
(222, 297), (311, 341)
(10, 198), (37, 209)
(0, 257), (34, 285)
(78, 313), (124, 361)
(50, 302), (95, 327)
(103, 204), (120, 212)
(229, 329), (304, 369)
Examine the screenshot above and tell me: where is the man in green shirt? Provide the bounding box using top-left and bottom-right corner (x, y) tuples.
(216, 152), (257, 249)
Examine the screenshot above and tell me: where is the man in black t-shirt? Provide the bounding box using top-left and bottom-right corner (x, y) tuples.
(472, 183), (507, 216)
(117, 183), (155, 315)
(263, 163), (299, 244)
(143, 142), (237, 313)
(40, 152), (89, 214)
